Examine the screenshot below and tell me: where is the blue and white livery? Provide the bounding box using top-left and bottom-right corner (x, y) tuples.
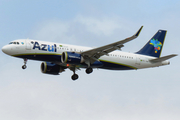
(2, 26), (177, 80)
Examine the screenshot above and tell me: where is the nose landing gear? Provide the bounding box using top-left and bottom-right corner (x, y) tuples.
(22, 58), (28, 69)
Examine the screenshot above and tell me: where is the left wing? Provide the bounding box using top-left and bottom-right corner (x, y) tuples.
(81, 26), (143, 64)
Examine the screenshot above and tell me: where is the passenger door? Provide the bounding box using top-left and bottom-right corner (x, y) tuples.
(25, 39), (31, 50)
(136, 55), (141, 65)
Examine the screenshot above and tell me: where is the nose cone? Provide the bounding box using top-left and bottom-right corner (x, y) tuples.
(2, 46), (6, 53)
(2, 45), (11, 55)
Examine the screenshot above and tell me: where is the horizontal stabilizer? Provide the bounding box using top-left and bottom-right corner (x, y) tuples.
(150, 54), (177, 63)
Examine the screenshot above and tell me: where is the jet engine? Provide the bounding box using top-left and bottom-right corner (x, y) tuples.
(41, 62), (65, 75)
(61, 52), (84, 64)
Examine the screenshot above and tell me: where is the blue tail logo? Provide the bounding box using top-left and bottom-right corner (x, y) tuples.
(136, 30), (167, 58)
(149, 39), (162, 53)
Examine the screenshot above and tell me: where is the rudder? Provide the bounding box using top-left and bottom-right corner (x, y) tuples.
(136, 30), (167, 58)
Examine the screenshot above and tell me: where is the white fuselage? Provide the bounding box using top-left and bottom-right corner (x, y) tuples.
(2, 39), (169, 70)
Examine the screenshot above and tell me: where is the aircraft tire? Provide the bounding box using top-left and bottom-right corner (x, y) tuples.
(71, 74), (78, 80)
(22, 65), (27, 69)
(86, 67), (93, 74)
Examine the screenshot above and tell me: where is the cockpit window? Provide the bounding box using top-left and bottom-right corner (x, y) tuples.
(9, 42), (20, 45)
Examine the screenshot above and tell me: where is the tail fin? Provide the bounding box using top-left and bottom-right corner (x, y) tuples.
(136, 30), (167, 58)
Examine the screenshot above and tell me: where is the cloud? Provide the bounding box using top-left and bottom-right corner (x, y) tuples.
(31, 20), (72, 42)
(0, 62), (180, 120)
(74, 15), (121, 36)
(0, 80), (179, 120)
(30, 15), (140, 48)
(1, 2), (180, 119)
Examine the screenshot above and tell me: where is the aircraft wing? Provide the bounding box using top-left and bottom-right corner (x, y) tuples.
(81, 26), (143, 64)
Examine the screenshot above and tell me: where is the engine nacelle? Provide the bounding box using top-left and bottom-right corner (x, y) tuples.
(61, 52), (84, 64)
(41, 62), (65, 75)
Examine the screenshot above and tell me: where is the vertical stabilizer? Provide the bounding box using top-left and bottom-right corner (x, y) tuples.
(136, 30), (167, 58)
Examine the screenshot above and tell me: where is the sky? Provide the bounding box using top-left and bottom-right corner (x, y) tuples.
(0, 0), (180, 120)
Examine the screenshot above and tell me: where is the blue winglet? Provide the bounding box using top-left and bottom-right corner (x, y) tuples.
(135, 26), (143, 37)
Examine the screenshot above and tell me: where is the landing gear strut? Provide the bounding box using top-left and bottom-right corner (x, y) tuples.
(86, 67), (93, 74)
(22, 58), (28, 69)
(84, 59), (93, 74)
(70, 67), (79, 81)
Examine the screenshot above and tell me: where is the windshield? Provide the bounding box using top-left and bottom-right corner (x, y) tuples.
(9, 42), (20, 45)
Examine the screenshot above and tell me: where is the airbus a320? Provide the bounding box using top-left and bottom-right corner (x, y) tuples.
(2, 26), (177, 80)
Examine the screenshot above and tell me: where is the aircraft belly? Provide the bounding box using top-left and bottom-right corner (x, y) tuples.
(14, 53), (62, 63)
(12, 52), (165, 70)
(99, 56), (137, 70)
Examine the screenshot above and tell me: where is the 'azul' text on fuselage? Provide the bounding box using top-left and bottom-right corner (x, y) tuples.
(33, 42), (57, 52)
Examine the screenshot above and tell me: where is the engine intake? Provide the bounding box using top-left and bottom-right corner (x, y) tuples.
(41, 62), (65, 75)
(61, 52), (84, 64)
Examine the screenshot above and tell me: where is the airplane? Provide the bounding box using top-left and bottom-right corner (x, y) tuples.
(1, 26), (177, 80)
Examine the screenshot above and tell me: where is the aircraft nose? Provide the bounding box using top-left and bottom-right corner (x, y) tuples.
(2, 45), (10, 55)
(2, 46), (6, 53)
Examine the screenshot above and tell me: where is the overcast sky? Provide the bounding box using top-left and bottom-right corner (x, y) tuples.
(0, 0), (180, 120)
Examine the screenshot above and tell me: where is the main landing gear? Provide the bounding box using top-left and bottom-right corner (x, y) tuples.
(22, 58), (28, 69)
(69, 66), (93, 81)
(69, 67), (93, 81)
(86, 67), (93, 74)
(69, 67), (79, 81)
(71, 74), (79, 80)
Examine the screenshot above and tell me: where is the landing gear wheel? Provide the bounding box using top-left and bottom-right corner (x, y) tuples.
(71, 74), (79, 80)
(86, 67), (93, 74)
(22, 65), (27, 69)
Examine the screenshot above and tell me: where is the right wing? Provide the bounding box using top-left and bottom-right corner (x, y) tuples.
(81, 26), (143, 64)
